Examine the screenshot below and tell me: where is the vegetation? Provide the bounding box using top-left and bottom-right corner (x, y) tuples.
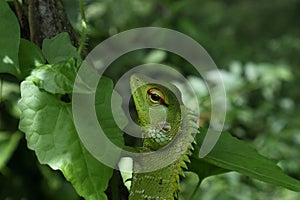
(1, 0), (300, 199)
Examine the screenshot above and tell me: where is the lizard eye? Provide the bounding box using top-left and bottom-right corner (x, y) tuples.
(147, 88), (167, 105)
(150, 93), (161, 102)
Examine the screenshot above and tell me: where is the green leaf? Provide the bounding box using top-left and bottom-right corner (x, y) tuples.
(95, 79), (127, 147)
(193, 128), (300, 192)
(42, 33), (81, 64)
(19, 64), (124, 199)
(0, 131), (22, 170)
(18, 39), (46, 80)
(0, 0), (20, 77)
(179, 172), (202, 200)
(28, 58), (77, 94)
(189, 157), (229, 181)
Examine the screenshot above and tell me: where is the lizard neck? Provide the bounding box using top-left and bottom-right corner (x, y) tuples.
(129, 107), (198, 200)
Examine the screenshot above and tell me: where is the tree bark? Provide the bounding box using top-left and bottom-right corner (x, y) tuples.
(22, 0), (78, 47)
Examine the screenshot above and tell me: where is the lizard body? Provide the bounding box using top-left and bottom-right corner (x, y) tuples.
(129, 74), (198, 200)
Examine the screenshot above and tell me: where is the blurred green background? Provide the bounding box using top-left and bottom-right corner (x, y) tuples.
(1, 0), (300, 199)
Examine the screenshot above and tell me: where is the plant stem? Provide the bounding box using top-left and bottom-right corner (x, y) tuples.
(77, 0), (87, 55)
(0, 78), (2, 103)
(190, 178), (202, 199)
(0, 78), (2, 124)
(111, 170), (120, 200)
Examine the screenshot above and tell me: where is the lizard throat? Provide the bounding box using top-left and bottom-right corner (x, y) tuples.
(142, 122), (173, 149)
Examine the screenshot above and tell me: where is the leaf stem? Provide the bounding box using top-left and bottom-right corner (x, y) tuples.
(190, 178), (202, 199)
(13, 0), (23, 28)
(111, 170), (120, 200)
(0, 78), (2, 103)
(0, 78), (2, 123)
(78, 0), (87, 55)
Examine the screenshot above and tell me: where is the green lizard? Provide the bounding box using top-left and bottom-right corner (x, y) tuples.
(129, 74), (199, 200)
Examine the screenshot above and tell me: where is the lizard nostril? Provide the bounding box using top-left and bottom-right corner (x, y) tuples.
(158, 121), (171, 132)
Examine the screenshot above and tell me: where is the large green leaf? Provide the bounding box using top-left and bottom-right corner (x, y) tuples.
(18, 39), (46, 80)
(42, 33), (81, 64)
(192, 128), (300, 192)
(0, 0), (20, 77)
(188, 157), (229, 181)
(18, 61), (124, 200)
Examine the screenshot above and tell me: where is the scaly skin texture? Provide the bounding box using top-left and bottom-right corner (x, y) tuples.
(129, 74), (198, 200)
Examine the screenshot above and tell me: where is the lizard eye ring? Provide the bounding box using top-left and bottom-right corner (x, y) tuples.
(147, 88), (165, 104)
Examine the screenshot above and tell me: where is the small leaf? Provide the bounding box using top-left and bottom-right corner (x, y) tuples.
(0, 80), (21, 118)
(18, 39), (46, 80)
(179, 172), (202, 200)
(42, 33), (81, 64)
(193, 128), (300, 192)
(28, 58), (77, 94)
(0, 131), (22, 170)
(0, 0), (20, 77)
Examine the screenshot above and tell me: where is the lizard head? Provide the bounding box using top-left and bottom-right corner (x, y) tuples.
(130, 74), (183, 150)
